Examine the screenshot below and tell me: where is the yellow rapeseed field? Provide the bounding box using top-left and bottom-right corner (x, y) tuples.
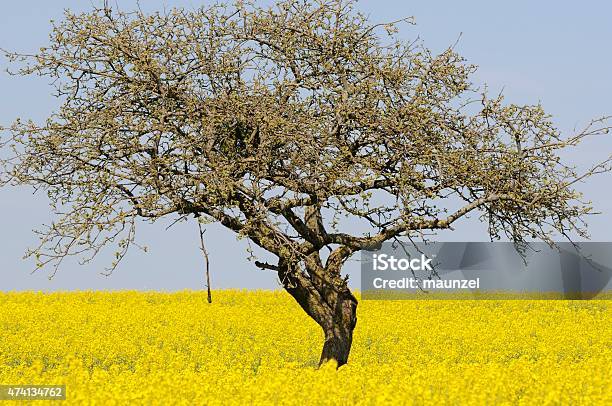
(0, 291), (610, 405)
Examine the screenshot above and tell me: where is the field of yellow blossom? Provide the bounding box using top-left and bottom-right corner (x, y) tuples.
(0, 290), (610, 404)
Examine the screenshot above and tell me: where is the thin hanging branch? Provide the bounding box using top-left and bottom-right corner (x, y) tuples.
(197, 221), (212, 304)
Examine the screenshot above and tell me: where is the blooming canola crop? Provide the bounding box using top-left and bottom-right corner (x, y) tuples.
(0, 291), (610, 404)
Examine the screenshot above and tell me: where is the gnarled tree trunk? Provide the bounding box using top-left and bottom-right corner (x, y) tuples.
(277, 256), (358, 367)
(318, 287), (358, 366)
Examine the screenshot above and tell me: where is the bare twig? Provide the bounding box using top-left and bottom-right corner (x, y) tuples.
(197, 221), (212, 304)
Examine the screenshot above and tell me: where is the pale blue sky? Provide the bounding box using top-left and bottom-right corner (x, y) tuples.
(1, 1), (611, 291)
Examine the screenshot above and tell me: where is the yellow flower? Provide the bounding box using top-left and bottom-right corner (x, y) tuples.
(0, 291), (609, 405)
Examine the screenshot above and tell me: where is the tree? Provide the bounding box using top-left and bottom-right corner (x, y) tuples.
(1, 0), (610, 366)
